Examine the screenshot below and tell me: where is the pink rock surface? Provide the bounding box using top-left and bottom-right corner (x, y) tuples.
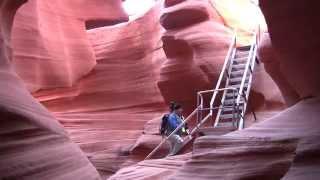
(258, 33), (300, 106)
(3, 0), (305, 179)
(0, 1), (101, 179)
(165, 0), (186, 8)
(260, 0), (320, 99)
(111, 1), (320, 179)
(111, 97), (320, 180)
(11, 0), (128, 92)
(33, 4), (166, 178)
(160, 0), (223, 30)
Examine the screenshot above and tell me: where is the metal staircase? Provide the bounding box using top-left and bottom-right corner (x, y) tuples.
(145, 32), (258, 160)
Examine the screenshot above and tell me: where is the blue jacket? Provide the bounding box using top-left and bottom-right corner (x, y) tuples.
(167, 112), (183, 135)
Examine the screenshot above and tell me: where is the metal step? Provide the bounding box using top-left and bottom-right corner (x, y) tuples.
(233, 57), (248, 64)
(231, 63), (246, 70)
(225, 92), (238, 99)
(230, 70), (245, 77)
(229, 83), (249, 89)
(222, 106), (244, 113)
(223, 98), (245, 105)
(219, 113), (240, 120)
(235, 52), (249, 58)
(237, 45), (251, 51)
(229, 77), (249, 84)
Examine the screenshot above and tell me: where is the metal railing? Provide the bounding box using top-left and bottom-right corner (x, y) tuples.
(145, 32), (258, 159)
(145, 107), (198, 160)
(144, 35), (237, 160)
(209, 34), (237, 116)
(236, 32), (257, 130)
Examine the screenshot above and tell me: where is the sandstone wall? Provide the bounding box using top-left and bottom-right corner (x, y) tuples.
(0, 1), (101, 179)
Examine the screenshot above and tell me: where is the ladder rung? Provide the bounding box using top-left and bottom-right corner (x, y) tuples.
(223, 98), (245, 105)
(229, 83), (249, 89)
(233, 57), (248, 63)
(229, 77), (249, 83)
(232, 63), (246, 70)
(235, 52), (249, 59)
(222, 106), (244, 113)
(225, 92), (238, 99)
(230, 70), (245, 77)
(219, 113), (240, 120)
(237, 45), (251, 51)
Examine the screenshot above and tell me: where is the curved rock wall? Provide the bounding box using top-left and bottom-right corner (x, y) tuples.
(259, 0), (320, 99)
(11, 0), (128, 92)
(33, 4), (166, 178)
(0, 1), (101, 179)
(2, 0), (297, 179)
(111, 1), (320, 179)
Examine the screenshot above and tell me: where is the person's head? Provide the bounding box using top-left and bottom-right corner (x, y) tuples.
(169, 101), (175, 112)
(170, 102), (183, 115)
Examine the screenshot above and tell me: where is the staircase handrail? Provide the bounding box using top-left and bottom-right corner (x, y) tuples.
(145, 33), (238, 160)
(236, 32), (257, 130)
(209, 33), (237, 115)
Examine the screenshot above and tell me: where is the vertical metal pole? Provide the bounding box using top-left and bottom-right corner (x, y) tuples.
(196, 93), (200, 124)
(232, 90), (235, 127)
(199, 94), (203, 125)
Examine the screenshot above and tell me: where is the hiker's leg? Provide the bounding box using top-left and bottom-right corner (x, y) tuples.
(167, 135), (176, 156)
(170, 135), (184, 155)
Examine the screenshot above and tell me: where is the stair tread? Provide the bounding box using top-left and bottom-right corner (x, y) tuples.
(232, 64), (246, 69)
(230, 70), (245, 77)
(219, 113), (240, 120)
(237, 45), (251, 51)
(223, 98), (245, 105)
(229, 83), (249, 89)
(222, 106), (244, 113)
(233, 57), (248, 62)
(229, 77), (249, 83)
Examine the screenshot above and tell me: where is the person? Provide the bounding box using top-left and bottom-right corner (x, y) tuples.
(166, 103), (186, 156)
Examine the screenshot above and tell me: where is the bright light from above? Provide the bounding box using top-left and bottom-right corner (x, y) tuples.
(123, 0), (156, 18)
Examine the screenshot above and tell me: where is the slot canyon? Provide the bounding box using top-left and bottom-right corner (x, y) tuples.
(0, 0), (319, 179)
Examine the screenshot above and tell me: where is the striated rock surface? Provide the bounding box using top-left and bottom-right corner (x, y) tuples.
(109, 154), (191, 180)
(161, 0), (223, 30)
(111, 1), (320, 179)
(0, 1), (101, 179)
(111, 97), (320, 180)
(3, 0), (302, 179)
(258, 33), (300, 106)
(158, 0), (231, 114)
(33, 4), (166, 178)
(11, 0), (128, 92)
(260, 0), (320, 99)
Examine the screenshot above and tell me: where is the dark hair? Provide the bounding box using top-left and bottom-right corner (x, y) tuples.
(169, 101), (182, 112)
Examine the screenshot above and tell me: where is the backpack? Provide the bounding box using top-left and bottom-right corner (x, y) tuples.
(160, 114), (169, 135)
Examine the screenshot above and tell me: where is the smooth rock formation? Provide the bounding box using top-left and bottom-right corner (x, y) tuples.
(260, 0), (320, 99)
(110, 1), (320, 179)
(3, 0), (304, 179)
(0, 1), (101, 179)
(160, 0), (223, 30)
(11, 0), (128, 92)
(33, 4), (166, 178)
(165, 0), (186, 8)
(258, 33), (300, 106)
